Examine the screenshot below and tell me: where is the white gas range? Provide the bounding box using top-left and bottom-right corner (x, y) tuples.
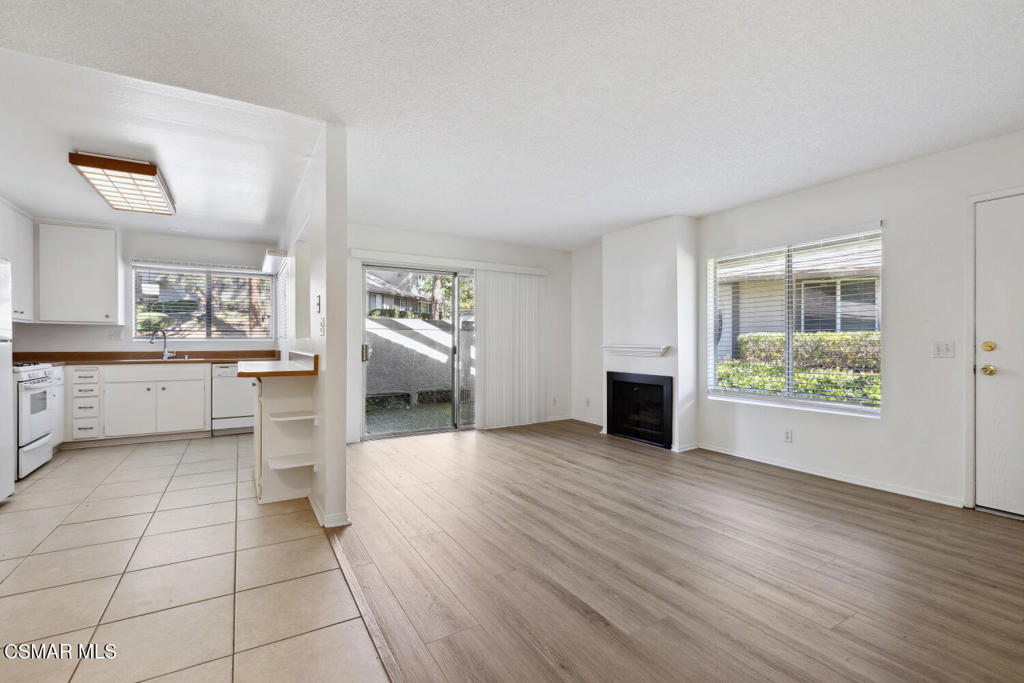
(13, 361), (64, 478)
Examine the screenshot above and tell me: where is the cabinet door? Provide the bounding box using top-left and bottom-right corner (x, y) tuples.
(157, 380), (207, 433)
(0, 203), (34, 321)
(103, 382), (157, 436)
(38, 224), (120, 323)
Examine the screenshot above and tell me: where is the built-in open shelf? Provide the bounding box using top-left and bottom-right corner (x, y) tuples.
(267, 452), (320, 471)
(267, 410), (320, 425)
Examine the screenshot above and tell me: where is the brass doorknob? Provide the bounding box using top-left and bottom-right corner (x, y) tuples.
(980, 365), (996, 376)
(981, 341), (996, 352)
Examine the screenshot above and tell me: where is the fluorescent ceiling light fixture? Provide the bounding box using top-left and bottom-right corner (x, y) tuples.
(69, 152), (175, 215)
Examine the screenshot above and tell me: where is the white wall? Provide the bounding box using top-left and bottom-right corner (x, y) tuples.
(280, 123), (349, 526)
(698, 128), (1024, 507)
(13, 228), (276, 352)
(345, 223), (572, 442)
(601, 216), (698, 450)
(570, 243), (603, 425)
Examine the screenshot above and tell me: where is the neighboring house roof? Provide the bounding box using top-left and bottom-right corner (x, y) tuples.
(365, 273), (431, 301)
(716, 240), (881, 283)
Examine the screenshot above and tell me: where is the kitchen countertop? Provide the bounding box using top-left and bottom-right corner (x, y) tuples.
(238, 352), (318, 377)
(12, 350), (280, 365)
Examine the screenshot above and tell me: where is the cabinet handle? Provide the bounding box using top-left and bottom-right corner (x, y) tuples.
(146, 387), (151, 392)
(105, 314), (110, 318)
(161, 387), (166, 391)
(79, 426), (94, 431)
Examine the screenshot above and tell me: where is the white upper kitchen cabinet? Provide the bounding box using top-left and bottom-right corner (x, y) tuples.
(38, 224), (123, 324)
(0, 199), (35, 321)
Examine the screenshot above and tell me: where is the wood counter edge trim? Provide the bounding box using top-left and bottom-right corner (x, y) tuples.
(237, 353), (319, 378)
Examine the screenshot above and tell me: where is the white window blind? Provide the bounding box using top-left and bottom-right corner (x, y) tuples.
(708, 230), (882, 409)
(133, 264), (273, 339)
(276, 260), (290, 340)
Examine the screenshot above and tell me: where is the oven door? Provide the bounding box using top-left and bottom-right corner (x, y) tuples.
(18, 380), (55, 447)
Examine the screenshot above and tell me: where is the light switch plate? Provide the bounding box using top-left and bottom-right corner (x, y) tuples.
(932, 341), (955, 358)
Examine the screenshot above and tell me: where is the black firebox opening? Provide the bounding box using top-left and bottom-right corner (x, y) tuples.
(606, 372), (672, 449)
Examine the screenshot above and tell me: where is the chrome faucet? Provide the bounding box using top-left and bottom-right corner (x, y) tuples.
(149, 329), (175, 360)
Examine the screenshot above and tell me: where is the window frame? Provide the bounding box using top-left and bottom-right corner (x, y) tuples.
(799, 277), (880, 333)
(131, 264), (275, 341)
(707, 230), (882, 414)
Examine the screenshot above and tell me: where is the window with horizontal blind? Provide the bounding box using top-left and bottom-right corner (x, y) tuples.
(276, 260), (289, 341)
(133, 265), (273, 339)
(708, 229), (882, 410)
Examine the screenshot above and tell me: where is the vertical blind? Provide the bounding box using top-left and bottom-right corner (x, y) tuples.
(474, 270), (545, 428)
(708, 229), (882, 408)
(134, 264), (273, 339)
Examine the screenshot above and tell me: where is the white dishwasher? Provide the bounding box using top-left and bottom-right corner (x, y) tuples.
(212, 363), (257, 433)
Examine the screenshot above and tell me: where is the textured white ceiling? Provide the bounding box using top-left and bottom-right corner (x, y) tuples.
(2, 2), (1024, 249)
(0, 49), (324, 242)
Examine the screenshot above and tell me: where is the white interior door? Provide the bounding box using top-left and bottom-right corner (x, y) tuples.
(976, 193), (1024, 516)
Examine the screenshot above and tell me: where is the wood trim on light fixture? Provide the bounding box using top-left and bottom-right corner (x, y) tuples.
(68, 152), (159, 176)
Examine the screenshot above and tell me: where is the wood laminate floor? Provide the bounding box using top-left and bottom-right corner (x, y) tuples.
(331, 419), (1024, 683)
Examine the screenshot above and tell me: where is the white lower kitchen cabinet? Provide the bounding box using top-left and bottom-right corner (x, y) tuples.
(103, 382), (158, 436)
(157, 380), (207, 432)
(69, 363), (212, 441)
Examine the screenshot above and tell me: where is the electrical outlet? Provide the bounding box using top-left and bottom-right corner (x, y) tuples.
(319, 318), (326, 336)
(784, 429), (793, 443)
(932, 341), (955, 358)
(585, 398), (591, 407)
(108, 328), (122, 340)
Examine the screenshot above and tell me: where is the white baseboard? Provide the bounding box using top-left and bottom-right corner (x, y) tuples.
(543, 415), (572, 422)
(671, 443), (699, 453)
(698, 442), (965, 507)
(309, 493), (352, 528)
(59, 430), (212, 450)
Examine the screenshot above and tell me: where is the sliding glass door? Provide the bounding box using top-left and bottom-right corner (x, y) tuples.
(362, 266), (475, 438)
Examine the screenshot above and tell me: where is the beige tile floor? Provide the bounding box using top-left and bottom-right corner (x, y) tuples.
(0, 435), (388, 683)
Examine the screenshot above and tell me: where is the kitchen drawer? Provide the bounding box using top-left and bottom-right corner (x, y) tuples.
(72, 385), (100, 398)
(72, 418), (101, 439)
(70, 367), (101, 384)
(72, 397), (100, 418)
(103, 363), (210, 383)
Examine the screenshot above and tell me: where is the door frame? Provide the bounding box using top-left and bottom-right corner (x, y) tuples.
(361, 263), (470, 440)
(966, 184), (1024, 509)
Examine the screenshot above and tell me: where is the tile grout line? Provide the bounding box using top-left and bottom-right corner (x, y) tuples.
(233, 615), (365, 656)
(13, 439), (241, 633)
(68, 440), (192, 682)
(4, 538), (337, 607)
(133, 616), (366, 683)
(0, 444), (139, 604)
(232, 436), (239, 683)
(2, 469), (251, 518)
(7, 435), (341, 682)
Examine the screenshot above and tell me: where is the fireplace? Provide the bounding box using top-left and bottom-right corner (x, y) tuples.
(606, 372), (672, 449)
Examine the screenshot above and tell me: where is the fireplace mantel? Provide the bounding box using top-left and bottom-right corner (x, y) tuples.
(602, 344), (670, 357)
